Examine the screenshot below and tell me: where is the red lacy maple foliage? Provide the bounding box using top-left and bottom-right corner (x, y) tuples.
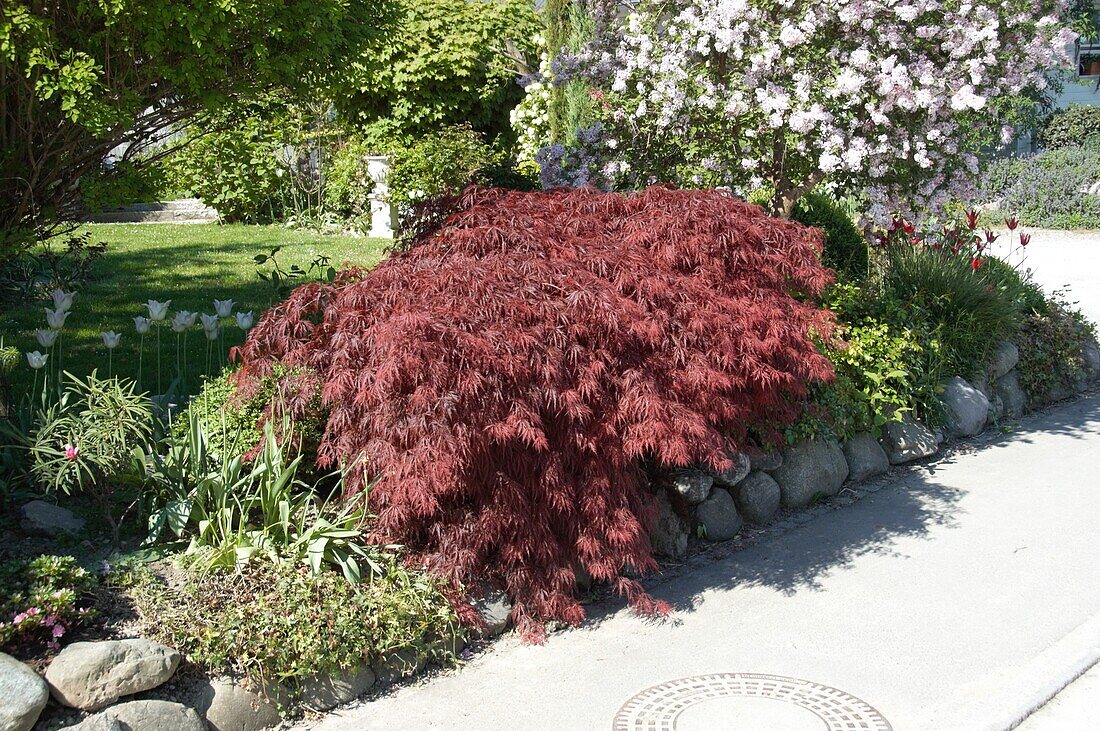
(233, 185), (835, 639)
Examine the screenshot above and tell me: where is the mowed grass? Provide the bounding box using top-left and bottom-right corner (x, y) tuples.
(1, 224), (389, 395)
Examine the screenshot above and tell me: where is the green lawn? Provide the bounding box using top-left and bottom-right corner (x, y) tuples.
(2, 224), (389, 396)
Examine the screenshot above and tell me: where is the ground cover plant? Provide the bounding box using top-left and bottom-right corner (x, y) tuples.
(233, 185), (836, 639)
(980, 140), (1100, 229)
(0, 225), (388, 392)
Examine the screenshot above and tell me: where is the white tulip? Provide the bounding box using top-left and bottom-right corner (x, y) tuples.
(146, 300), (171, 321)
(102, 331), (121, 349)
(35, 330), (58, 348)
(26, 351), (48, 369)
(200, 313), (219, 331)
(235, 311), (254, 330)
(204, 325), (220, 341)
(45, 308), (69, 330)
(171, 311), (196, 333)
(213, 299), (236, 318)
(134, 316), (152, 335)
(50, 289), (75, 312)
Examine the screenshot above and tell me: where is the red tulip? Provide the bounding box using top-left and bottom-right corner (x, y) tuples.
(1005, 215), (1019, 231)
(971, 256), (983, 270)
(984, 229), (999, 244)
(965, 209), (979, 230)
(1019, 233), (1031, 247)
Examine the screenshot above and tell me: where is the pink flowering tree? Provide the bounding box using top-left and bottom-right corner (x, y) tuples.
(558, 0), (1077, 220)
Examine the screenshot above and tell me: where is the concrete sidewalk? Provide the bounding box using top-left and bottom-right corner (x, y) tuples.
(313, 394), (1100, 731)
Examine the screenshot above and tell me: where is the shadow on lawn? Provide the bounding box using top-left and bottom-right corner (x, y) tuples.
(579, 390), (1100, 629)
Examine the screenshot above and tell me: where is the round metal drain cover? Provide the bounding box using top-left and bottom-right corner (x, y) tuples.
(613, 673), (892, 731)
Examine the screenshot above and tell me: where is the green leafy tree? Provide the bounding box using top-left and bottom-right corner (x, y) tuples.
(0, 0), (391, 256)
(335, 0), (538, 142)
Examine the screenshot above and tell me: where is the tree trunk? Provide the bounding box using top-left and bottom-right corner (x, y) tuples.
(769, 170), (826, 219)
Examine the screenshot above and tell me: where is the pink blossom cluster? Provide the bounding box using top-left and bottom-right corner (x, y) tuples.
(579, 0), (1076, 218)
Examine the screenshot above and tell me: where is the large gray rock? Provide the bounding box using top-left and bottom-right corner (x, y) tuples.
(75, 700), (204, 731)
(744, 445), (783, 472)
(649, 490), (688, 559)
(940, 376), (991, 437)
(371, 648), (425, 685)
(471, 589), (512, 639)
(842, 432), (890, 483)
(988, 340), (1020, 380)
(668, 468), (713, 505)
(1, 652), (48, 731)
(1083, 340), (1100, 382)
(880, 418), (939, 465)
(45, 639), (180, 710)
(695, 488), (742, 541)
(196, 679), (280, 731)
(62, 715), (122, 731)
(297, 666), (375, 711)
(710, 451), (751, 489)
(732, 471), (781, 525)
(995, 370), (1027, 419)
(19, 500), (84, 537)
(771, 439), (849, 509)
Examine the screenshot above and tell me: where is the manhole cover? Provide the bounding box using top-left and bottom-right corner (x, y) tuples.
(613, 673), (892, 730)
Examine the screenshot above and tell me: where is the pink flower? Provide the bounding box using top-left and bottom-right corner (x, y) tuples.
(64, 443), (79, 461)
(51, 624), (65, 639)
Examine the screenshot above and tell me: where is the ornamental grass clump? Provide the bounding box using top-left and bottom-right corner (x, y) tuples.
(233, 185), (835, 639)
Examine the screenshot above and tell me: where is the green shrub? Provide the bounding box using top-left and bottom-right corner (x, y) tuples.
(1016, 296), (1095, 403)
(128, 557), (460, 694)
(386, 125), (495, 216)
(170, 108), (294, 223)
(1036, 105), (1100, 150)
(791, 194), (869, 282)
(79, 159), (186, 213)
(334, 0), (539, 142)
(323, 137), (379, 219)
(981, 141), (1100, 229)
(31, 373), (154, 543)
(172, 371), (265, 463)
(788, 283), (946, 442)
(1, 554), (97, 651)
(883, 243), (1023, 376)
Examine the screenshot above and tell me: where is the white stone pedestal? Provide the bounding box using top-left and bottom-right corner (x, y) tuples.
(366, 155), (397, 238)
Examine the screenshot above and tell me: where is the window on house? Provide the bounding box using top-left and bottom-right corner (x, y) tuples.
(1076, 2), (1100, 78)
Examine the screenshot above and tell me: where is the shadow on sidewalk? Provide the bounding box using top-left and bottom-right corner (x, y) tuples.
(579, 391), (1100, 630)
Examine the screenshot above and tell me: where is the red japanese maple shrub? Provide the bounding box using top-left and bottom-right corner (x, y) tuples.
(232, 185), (835, 639)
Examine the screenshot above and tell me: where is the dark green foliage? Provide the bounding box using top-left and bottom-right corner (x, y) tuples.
(1036, 104), (1100, 150)
(791, 194), (869, 281)
(884, 243), (1023, 376)
(336, 0), (538, 142)
(128, 558), (459, 692)
(1, 554), (97, 652)
(1016, 297), (1095, 403)
(981, 141), (1100, 229)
